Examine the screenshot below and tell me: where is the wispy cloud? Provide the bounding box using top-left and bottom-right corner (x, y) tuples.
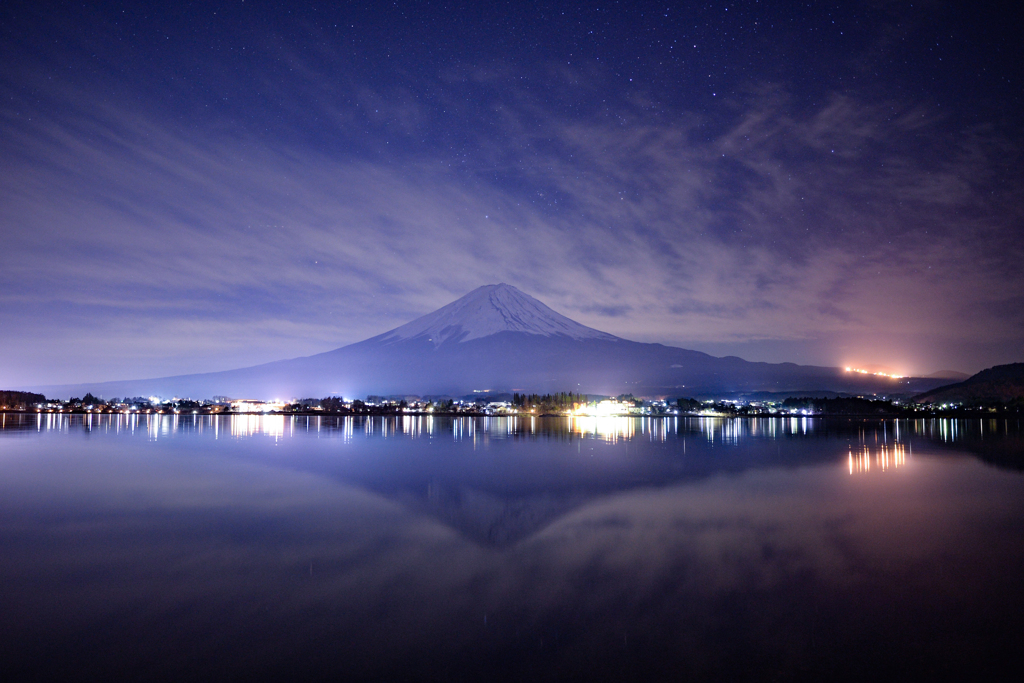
(1, 44), (1021, 384)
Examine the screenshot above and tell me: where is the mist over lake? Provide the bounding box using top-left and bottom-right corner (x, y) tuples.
(2, 413), (1023, 681)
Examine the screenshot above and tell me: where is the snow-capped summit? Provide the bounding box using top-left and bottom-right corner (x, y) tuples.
(379, 283), (621, 346)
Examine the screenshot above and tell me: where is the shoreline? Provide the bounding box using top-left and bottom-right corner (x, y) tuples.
(3, 409), (1021, 419)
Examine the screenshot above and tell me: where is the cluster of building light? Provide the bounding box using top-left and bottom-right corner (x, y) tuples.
(571, 400), (635, 417)
(844, 367), (905, 379)
(230, 399), (288, 413)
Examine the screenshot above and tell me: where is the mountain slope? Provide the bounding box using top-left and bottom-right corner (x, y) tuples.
(28, 284), (950, 400)
(915, 363), (1024, 405)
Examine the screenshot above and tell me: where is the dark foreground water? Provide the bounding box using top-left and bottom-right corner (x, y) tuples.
(1, 413), (1023, 682)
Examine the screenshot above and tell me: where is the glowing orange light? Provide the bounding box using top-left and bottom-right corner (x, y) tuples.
(843, 366), (904, 379)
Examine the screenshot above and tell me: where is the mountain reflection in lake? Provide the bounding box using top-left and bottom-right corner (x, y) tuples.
(1, 413), (1022, 681)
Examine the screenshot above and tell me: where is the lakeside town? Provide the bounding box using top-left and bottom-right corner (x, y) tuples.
(1, 389), (1020, 418)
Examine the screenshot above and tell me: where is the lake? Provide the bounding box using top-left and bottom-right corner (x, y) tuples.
(2, 413), (1023, 681)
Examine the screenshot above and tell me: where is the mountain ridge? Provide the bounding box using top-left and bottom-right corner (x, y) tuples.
(915, 363), (1024, 405)
(24, 284), (951, 400)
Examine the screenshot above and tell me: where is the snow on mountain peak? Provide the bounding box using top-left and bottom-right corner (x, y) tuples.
(380, 284), (620, 346)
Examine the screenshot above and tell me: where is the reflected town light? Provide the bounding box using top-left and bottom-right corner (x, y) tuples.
(849, 442), (908, 474)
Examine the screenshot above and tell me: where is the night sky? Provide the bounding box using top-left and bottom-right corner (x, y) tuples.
(2, 1), (1022, 387)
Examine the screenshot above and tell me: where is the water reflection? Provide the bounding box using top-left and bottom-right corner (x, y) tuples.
(2, 412), (1014, 440)
(2, 413), (1022, 459)
(3, 413), (1021, 548)
(849, 442), (908, 474)
(1, 411), (1023, 681)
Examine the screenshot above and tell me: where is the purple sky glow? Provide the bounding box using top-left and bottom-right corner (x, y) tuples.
(2, 1), (1022, 386)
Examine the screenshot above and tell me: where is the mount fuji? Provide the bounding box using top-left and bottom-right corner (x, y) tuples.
(32, 284), (948, 400)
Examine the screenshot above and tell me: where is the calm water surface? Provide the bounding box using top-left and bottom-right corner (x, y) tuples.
(1, 413), (1023, 681)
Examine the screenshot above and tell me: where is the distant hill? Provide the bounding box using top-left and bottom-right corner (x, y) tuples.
(915, 363), (1024, 405)
(28, 284), (951, 401)
(924, 370), (971, 381)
